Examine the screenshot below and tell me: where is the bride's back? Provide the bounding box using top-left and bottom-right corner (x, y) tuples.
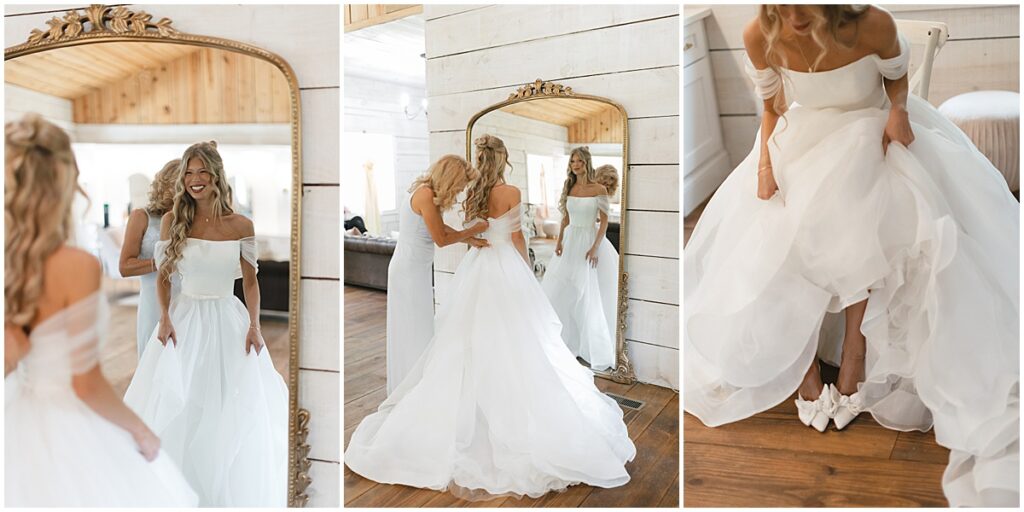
(31, 246), (101, 332)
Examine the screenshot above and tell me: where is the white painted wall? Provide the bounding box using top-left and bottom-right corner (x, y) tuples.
(343, 74), (429, 236)
(5, 4), (340, 506)
(693, 3), (1020, 168)
(5, 83), (73, 131)
(424, 4), (680, 389)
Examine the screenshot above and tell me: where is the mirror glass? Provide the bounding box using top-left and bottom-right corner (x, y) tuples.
(5, 40), (293, 505)
(469, 96), (624, 372)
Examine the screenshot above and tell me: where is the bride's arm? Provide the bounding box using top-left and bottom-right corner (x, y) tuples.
(873, 11), (913, 152)
(235, 217), (264, 355)
(414, 190), (488, 247)
(67, 256), (160, 461)
(155, 213), (176, 347)
(744, 20), (784, 201)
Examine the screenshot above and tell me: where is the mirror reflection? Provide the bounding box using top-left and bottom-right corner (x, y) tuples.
(5, 41), (292, 507)
(470, 97), (624, 371)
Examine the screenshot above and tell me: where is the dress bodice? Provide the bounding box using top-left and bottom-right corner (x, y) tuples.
(745, 33), (910, 111)
(156, 238), (259, 299)
(476, 204), (522, 245)
(395, 191), (434, 262)
(566, 196), (610, 228)
(16, 292), (106, 395)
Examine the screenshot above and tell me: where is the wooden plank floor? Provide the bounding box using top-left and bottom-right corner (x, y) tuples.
(343, 285), (679, 507)
(101, 287), (291, 396)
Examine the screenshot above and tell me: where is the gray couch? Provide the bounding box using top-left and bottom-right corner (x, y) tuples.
(344, 235), (396, 290)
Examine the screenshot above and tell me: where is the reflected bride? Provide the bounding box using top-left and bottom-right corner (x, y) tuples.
(4, 114), (197, 507)
(118, 158), (181, 360)
(124, 141), (288, 507)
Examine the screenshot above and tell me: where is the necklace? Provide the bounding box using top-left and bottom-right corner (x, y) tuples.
(796, 39), (817, 73)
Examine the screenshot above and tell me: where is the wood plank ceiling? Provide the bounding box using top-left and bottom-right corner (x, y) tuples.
(502, 98), (624, 144)
(5, 42), (291, 124)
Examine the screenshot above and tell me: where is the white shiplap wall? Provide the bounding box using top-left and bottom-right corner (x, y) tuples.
(4, 5), (341, 506)
(343, 74), (429, 236)
(697, 3), (1020, 167)
(424, 5), (680, 389)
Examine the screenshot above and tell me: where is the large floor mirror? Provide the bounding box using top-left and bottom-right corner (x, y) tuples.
(466, 80), (634, 383)
(5, 5), (309, 506)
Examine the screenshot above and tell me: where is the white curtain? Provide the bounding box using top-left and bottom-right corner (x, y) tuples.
(363, 160), (382, 235)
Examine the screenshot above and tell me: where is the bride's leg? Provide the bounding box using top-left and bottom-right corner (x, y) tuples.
(797, 356), (824, 400)
(836, 298), (868, 395)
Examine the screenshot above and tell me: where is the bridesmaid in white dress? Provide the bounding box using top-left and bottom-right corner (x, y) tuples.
(346, 135), (634, 500)
(118, 158), (179, 359)
(685, 5), (1018, 506)
(124, 141), (287, 506)
(4, 114), (197, 507)
(386, 154), (489, 394)
(541, 147), (615, 370)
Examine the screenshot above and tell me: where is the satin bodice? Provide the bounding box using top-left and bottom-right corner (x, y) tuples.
(155, 238), (259, 299)
(395, 191), (434, 263)
(15, 292), (106, 395)
(566, 196), (610, 228)
(745, 33), (910, 111)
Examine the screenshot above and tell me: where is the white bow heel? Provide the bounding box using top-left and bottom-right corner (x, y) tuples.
(795, 384), (838, 432)
(831, 383), (864, 430)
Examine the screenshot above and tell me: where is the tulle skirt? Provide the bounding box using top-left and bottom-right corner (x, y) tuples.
(124, 295), (288, 507)
(542, 225), (616, 370)
(345, 241), (635, 500)
(684, 95), (1019, 506)
(5, 379), (198, 507)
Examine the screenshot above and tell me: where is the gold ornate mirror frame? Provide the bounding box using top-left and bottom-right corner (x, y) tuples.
(466, 79), (635, 385)
(5, 5), (311, 506)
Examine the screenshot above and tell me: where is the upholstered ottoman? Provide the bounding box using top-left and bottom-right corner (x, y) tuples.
(938, 90), (1019, 192)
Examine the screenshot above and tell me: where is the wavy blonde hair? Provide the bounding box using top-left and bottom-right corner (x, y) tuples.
(595, 164), (619, 197)
(408, 154), (479, 211)
(463, 135), (509, 221)
(145, 158), (181, 216)
(161, 141), (234, 278)
(5, 114), (85, 326)
(557, 146), (596, 216)
(758, 4), (869, 114)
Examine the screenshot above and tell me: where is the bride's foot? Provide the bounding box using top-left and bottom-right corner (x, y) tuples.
(798, 358), (824, 400)
(794, 359), (835, 432)
(834, 334), (867, 430)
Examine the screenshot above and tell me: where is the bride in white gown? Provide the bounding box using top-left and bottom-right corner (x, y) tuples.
(345, 134), (635, 500)
(124, 141), (288, 506)
(684, 5), (1018, 506)
(4, 114), (197, 507)
(542, 147), (616, 370)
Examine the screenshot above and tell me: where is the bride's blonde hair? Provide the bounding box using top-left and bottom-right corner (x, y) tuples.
(557, 146), (596, 216)
(408, 155), (479, 211)
(161, 141), (234, 278)
(5, 114), (85, 326)
(758, 4), (869, 114)
(463, 135), (509, 221)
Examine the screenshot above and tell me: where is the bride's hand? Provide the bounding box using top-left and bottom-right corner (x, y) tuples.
(757, 165), (779, 200)
(245, 326), (265, 355)
(157, 317), (177, 347)
(883, 105), (914, 154)
(585, 246), (599, 268)
(132, 426), (160, 462)
(555, 240), (563, 256)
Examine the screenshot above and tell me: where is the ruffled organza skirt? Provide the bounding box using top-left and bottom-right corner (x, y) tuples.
(5, 378), (198, 507)
(684, 95), (1019, 506)
(542, 225), (617, 370)
(124, 295), (288, 507)
(346, 241), (635, 500)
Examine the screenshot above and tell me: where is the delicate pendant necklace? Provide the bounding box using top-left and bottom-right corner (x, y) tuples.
(796, 40), (817, 73)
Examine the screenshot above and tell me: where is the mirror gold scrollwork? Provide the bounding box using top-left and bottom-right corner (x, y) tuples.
(5, 5), (309, 507)
(466, 79), (635, 384)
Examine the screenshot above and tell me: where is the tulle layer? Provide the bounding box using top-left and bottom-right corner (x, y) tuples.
(542, 225), (616, 370)
(124, 295), (288, 507)
(346, 241), (635, 500)
(684, 95), (1019, 506)
(5, 383), (198, 507)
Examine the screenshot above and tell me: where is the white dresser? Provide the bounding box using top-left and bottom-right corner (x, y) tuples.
(683, 7), (731, 216)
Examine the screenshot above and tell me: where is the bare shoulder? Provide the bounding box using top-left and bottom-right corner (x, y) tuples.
(128, 208), (149, 223)
(859, 6), (898, 54)
(224, 213), (255, 238)
(742, 17), (767, 65)
(45, 246), (101, 301)
(586, 183), (608, 196)
(492, 183), (521, 202)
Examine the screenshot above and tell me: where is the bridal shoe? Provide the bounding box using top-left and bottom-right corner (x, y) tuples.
(795, 384), (838, 432)
(831, 383), (865, 430)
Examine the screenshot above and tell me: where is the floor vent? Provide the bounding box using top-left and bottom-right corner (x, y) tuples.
(606, 393), (645, 411)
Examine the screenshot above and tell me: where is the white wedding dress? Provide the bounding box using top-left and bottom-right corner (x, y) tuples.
(345, 201), (635, 499)
(684, 33), (1019, 506)
(124, 237), (288, 507)
(5, 291), (198, 507)
(542, 195), (617, 370)
(386, 190), (435, 395)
